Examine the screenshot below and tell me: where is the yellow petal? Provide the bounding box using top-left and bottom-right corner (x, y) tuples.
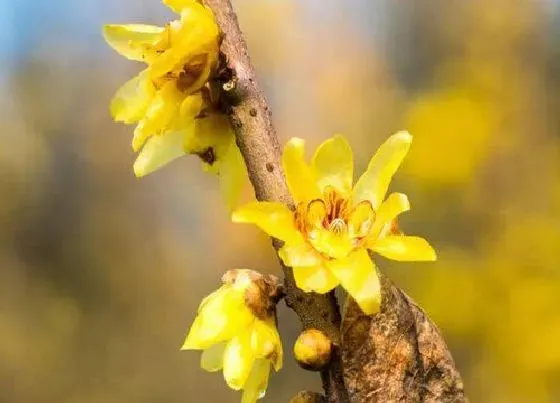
(241, 359), (271, 403)
(368, 192), (410, 240)
(232, 202), (302, 244)
(282, 138), (321, 204)
(148, 4), (219, 80)
(223, 330), (255, 390)
(200, 342), (226, 372)
(292, 264), (340, 294)
(309, 229), (354, 260)
(250, 319), (283, 371)
(311, 135), (353, 195)
(353, 131), (412, 208)
(217, 136), (248, 211)
(182, 285), (253, 350)
(327, 249), (381, 315)
(133, 129), (187, 177)
(372, 236), (437, 262)
(110, 70), (156, 124)
(132, 80), (184, 151)
(348, 200), (375, 239)
(278, 243), (322, 267)
(163, 0), (202, 14)
(103, 24), (164, 61)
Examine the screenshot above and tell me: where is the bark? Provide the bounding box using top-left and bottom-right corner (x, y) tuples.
(203, 0), (466, 401)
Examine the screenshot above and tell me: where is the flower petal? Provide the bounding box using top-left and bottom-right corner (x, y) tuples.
(282, 138), (321, 204)
(278, 243), (322, 267)
(200, 342), (226, 372)
(250, 319), (282, 370)
(148, 4), (219, 80)
(348, 200), (376, 239)
(163, 0), (202, 14)
(327, 249), (381, 315)
(292, 264), (340, 294)
(232, 202), (302, 244)
(223, 330), (255, 390)
(241, 359), (270, 403)
(132, 80), (184, 151)
(103, 24), (164, 61)
(368, 192), (410, 240)
(182, 285), (253, 350)
(353, 131), (412, 208)
(133, 129), (187, 177)
(110, 70), (156, 124)
(311, 135), (353, 195)
(217, 137), (248, 211)
(373, 236), (437, 262)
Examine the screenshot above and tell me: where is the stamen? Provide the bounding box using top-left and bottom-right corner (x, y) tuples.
(329, 218), (346, 235)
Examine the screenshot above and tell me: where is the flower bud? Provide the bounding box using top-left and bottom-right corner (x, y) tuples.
(290, 390), (325, 403)
(293, 329), (332, 371)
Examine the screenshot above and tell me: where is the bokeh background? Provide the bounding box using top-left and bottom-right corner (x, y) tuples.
(2, 0), (560, 401)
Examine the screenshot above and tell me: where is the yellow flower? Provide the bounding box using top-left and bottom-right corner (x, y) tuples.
(103, 0), (247, 208)
(232, 132), (436, 314)
(182, 270), (283, 403)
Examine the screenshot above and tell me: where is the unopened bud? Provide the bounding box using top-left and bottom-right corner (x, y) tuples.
(290, 390), (325, 403)
(293, 329), (332, 371)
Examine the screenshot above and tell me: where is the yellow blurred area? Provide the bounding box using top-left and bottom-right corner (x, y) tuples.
(1, 0), (560, 402)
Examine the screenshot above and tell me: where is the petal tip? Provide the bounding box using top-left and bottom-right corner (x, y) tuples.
(394, 130), (413, 143)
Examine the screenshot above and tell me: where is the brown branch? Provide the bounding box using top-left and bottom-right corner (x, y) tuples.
(204, 1), (466, 402)
(341, 272), (467, 402)
(204, 0), (349, 401)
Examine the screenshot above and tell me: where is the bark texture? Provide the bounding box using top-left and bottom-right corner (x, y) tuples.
(204, 0), (466, 401)
(342, 273), (466, 402)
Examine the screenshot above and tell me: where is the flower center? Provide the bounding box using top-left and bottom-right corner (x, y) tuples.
(295, 187), (376, 258)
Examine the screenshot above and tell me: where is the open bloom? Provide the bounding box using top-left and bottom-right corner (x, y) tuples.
(232, 132), (436, 314)
(182, 270), (283, 403)
(103, 0), (246, 207)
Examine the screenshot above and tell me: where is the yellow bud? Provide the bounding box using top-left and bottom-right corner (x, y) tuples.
(293, 329), (332, 371)
(290, 390), (325, 403)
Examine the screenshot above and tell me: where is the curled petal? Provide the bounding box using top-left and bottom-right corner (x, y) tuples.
(353, 131), (412, 208)
(311, 135), (353, 195)
(373, 236), (437, 262)
(232, 202), (302, 244)
(348, 200), (375, 239)
(200, 342), (226, 372)
(182, 285), (253, 350)
(103, 24), (164, 61)
(133, 129), (187, 177)
(368, 192), (410, 240)
(223, 330), (255, 390)
(292, 264), (340, 294)
(132, 80), (184, 151)
(327, 249), (381, 315)
(149, 3), (219, 80)
(110, 70), (156, 124)
(241, 359), (271, 403)
(282, 138), (321, 203)
(250, 319), (283, 370)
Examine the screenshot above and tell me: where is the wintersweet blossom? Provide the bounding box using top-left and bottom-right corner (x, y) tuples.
(103, 0), (246, 207)
(182, 270), (283, 403)
(232, 132), (436, 314)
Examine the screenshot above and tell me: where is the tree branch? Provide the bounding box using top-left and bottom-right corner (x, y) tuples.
(204, 0), (348, 401)
(204, 1), (466, 402)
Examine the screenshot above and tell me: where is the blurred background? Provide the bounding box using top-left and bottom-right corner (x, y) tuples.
(1, 0), (560, 401)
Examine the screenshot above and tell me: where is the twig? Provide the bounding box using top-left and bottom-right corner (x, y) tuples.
(204, 0), (349, 401)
